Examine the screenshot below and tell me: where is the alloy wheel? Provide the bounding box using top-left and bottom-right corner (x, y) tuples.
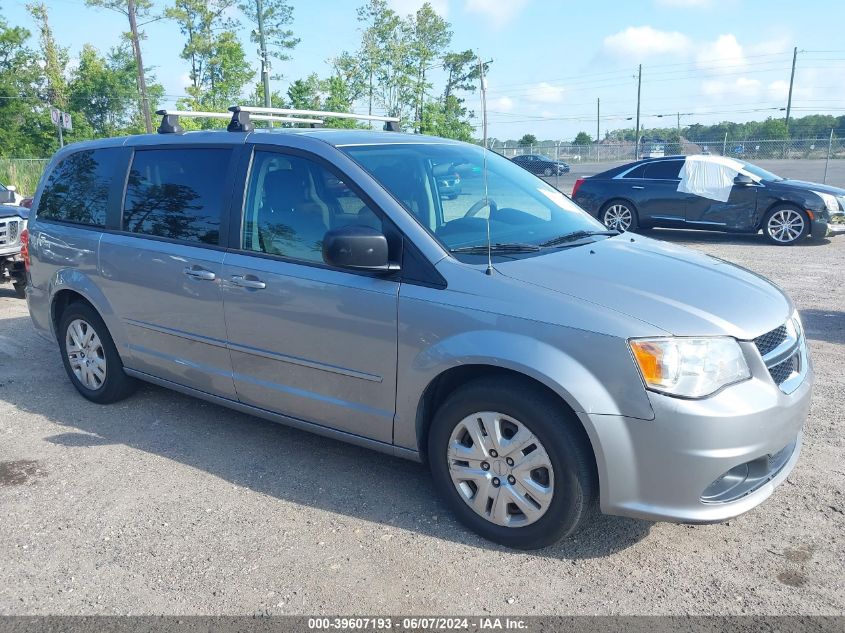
(447, 411), (555, 528)
(767, 209), (805, 244)
(65, 318), (107, 390)
(603, 204), (633, 231)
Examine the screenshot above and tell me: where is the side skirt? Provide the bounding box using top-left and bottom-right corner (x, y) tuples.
(123, 367), (423, 463)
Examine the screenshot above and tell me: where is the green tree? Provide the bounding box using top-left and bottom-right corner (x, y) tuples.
(420, 95), (473, 141)
(167, 0), (253, 117)
(573, 132), (592, 145)
(84, 0), (156, 132)
(239, 0), (298, 107)
(287, 73), (321, 110)
(406, 3), (451, 132)
(518, 134), (537, 147)
(27, 2), (68, 110)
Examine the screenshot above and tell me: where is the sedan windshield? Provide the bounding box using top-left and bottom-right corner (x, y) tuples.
(741, 161), (783, 182)
(341, 143), (605, 252)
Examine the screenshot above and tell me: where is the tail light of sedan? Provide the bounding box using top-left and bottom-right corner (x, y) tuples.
(571, 178), (585, 198)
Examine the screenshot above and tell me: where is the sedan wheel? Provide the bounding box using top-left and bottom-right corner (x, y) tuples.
(765, 208), (807, 245)
(602, 203), (634, 232)
(543, 167), (553, 176)
(447, 411), (554, 528)
(65, 318), (107, 391)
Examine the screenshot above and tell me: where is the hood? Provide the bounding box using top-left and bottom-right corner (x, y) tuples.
(0, 206), (28, 220)
(772, 179), (845, 196)
(496, 235), (791, 339)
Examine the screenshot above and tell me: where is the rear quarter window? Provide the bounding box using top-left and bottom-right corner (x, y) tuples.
(122, 148), (232, 245)
(643, 160), (683, 180)
(37, 148), (122, 226)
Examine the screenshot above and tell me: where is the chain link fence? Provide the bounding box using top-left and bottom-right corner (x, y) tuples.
(490, 134), (845, 184)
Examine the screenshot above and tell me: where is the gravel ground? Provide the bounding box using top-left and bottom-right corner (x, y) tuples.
(0, 231), (843, 616)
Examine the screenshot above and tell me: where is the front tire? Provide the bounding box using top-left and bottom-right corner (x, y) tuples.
(58, 302), (137, 404)
(12, 281), (25, 299)
(601, 200), (638, 232)
(428, 377), (597, 549)
(543, 167), (553, 176)
(763, 206), (809, 245)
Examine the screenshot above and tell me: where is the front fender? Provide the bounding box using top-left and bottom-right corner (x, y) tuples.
(394, 323), (655, 452)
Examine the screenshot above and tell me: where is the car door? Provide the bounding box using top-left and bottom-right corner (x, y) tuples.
(98, 145), (238, 399)
(684, 168), (759, 229)
(635, 159), (688, 223)
(220, 147), (399, 444)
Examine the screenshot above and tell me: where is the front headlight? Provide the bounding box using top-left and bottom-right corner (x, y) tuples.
(629, 337), (750, 398)
(813, 191), (840, 212)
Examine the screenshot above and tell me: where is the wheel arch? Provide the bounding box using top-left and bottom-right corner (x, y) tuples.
(757, 200), (807, 231)
(600, 197), (640, 220)
(48, 271), (124, 354)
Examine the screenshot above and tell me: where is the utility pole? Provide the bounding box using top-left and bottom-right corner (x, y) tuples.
(635, 64), (642, 160)
(256, 0), (271, 109)
(785, 46), (798, 133)
(596, 97), (600, 142)
(127, 0), (152, 134)
(677, 112), (680, 135)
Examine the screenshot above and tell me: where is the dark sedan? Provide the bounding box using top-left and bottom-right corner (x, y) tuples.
(512, 154), (570, 176)
(572, 155), (845, 245)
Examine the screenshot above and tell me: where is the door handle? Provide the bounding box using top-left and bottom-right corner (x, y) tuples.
(631, 185), (645, 190)
(183, 267), (216, 281)
(230, 275), (266, 290)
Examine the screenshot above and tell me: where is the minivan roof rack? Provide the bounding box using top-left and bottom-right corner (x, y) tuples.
(155, 109), (324, 134)
(229, 106), (402, 132)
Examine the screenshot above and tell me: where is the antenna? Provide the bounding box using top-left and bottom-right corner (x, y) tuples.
(478, 54), (493, 276)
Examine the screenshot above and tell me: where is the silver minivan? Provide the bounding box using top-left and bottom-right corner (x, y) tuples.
(24, 119), (812, 549)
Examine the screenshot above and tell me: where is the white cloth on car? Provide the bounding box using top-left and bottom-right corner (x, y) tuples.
(677, 155), (751, 203)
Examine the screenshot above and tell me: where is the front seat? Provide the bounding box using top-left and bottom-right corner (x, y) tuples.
(259, 167), (329, 260)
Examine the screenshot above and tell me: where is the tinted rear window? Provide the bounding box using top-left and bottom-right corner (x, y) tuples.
(38, 148), (121, 226)
(621, 164), (647, 179)
(643, 160), (683, 180)
(122, 148), (231, 245)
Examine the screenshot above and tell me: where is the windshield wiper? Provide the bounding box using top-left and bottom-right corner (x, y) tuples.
(450, 242), (541, 254)
(540, 230), (618, 247)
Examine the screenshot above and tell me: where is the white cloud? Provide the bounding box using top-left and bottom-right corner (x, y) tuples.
(490, 96), (514, 112)
(696, 34), (745, 74)
(525, 82), (566, 104)
(655, 0), (711, 7)
(767, 79), (790, 101)
(701, 77), (762, 98)
(464, 0), (528, 29)
(602, 26), (692, 61)
(388, 0), (449, 16)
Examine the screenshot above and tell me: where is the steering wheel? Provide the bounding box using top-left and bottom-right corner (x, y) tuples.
(464, 198), (498, 218)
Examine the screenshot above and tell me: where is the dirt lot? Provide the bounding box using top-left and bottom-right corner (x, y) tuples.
(0, 231), (843, 616)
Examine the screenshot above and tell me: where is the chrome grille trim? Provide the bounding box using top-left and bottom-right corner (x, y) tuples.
(753, 320), (806, 393)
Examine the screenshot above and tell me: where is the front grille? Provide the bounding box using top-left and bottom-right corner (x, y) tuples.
(754, 325), (787, 357)
(0, 219), (8, 246)
(7, 219), (18, 242)
(769, 353), (799, 385)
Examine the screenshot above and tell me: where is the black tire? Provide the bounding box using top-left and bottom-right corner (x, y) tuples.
(600, 199), (639, 233)
(543, 167), (553, 176)
(428, 377), (597, 549)
(57, 301), (137, 404)
(12, 281), (26, 299)
(762, 205), (809, 245)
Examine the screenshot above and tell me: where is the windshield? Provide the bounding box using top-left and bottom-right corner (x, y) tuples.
(740, 161), (782, 182)
(341, 143), (606, 252)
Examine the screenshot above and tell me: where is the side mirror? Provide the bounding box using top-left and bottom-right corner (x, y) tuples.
(322, 225), (399, 273)
(0, 190), (15, 204)
(7, 185), (16, 192)
(734, 174), (754, 186)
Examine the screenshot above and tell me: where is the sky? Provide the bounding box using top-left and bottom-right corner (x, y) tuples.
(4, 0), (845, 141)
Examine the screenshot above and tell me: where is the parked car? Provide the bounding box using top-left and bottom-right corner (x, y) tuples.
(572, 155), (845, 245)
(436, 170), (462, 200)
(511, 154), (570, 176)
(25, 122), (811, 549)
(0, 182), (23, 206)
(0, 205), (28, 297)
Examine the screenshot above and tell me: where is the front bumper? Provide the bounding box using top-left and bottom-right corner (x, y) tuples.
(583, 340), (812, 523)
(813, 213), (845, 237)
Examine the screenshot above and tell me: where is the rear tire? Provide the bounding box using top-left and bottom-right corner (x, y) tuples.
(428, 377), (597, 549)
(763, 205), (809, 245)
(543, 167), (553, 176)
(601, 200), (639, 232)
(58, 301), (137, 404)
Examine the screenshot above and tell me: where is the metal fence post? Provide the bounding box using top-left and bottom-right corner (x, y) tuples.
(555, 142), (560, 189)
(824, 128), (834, 184)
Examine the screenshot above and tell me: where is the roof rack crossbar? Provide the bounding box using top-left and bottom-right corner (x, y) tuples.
(154, 109), (323, 134)
(229, 106), (402, 132)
